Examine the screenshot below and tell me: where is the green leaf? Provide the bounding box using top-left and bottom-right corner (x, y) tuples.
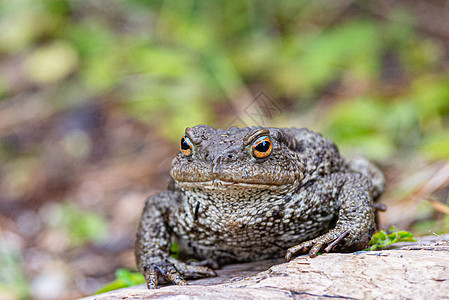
(116, 269), (145, 287)
(170, 242), (181, 259)
(367, 229), (417, 251)
(95, 269), (145, 295)
(94, 279), (127, 295)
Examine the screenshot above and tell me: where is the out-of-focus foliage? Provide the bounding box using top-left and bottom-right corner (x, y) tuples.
(52, 202), (108, 247)
(0, 0), (448, 299)
(1, 0), (448, 153)
(411, 199), (449, 236)
(0, 239), (30, 299)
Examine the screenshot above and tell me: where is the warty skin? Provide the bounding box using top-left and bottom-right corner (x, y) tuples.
(135, 125), (385, 288)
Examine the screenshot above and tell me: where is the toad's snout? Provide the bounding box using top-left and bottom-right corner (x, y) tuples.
(212, 146), (241, 174)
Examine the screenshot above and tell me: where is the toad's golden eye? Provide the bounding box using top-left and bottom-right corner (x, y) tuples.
(251, 136), (272, 159)
(180, 135), (193, 156)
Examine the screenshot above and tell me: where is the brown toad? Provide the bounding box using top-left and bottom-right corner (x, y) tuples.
(135, 125), (385, 288)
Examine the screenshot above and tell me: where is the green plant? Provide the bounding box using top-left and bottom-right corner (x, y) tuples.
(95, 269), (145, 294)
(366, 227), (417, 251)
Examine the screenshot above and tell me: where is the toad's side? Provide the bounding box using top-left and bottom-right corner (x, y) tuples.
(135, 125), (385, 288)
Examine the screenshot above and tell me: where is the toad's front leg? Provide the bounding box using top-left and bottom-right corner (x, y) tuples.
(285, 173), (376, 261)
(135, 191), (216, 289)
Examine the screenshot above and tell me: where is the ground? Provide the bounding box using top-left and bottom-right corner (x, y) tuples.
(87, 234), (449, 300)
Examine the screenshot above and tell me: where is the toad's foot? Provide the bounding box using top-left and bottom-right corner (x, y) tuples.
(142, 257), (216, 289)
(284, 173), (376, 262)
(284, 229), (350, 261)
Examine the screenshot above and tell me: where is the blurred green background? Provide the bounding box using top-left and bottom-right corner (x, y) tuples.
(0, 0), (448, 299)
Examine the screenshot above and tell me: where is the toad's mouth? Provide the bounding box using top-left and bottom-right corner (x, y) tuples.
(175, 178), (295, 191)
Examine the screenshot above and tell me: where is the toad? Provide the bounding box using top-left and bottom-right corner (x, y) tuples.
(135, 125), (385, 288)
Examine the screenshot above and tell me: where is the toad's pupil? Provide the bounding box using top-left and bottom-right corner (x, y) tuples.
(255, 140), (270, 152)
(181, 138), (190, 150)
